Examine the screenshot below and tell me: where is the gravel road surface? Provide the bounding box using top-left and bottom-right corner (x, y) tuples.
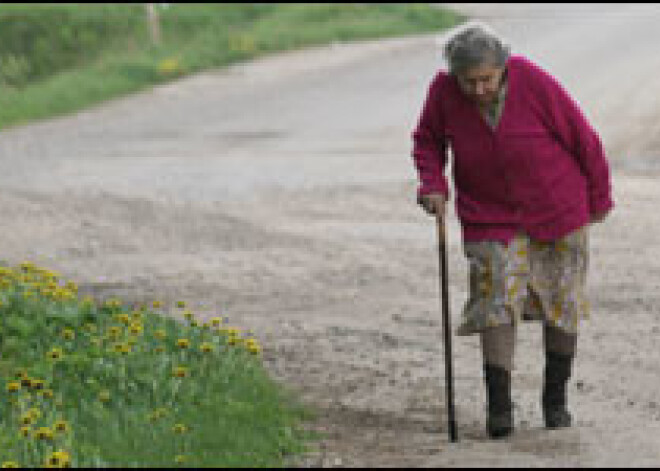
(1, 3), (659, 467)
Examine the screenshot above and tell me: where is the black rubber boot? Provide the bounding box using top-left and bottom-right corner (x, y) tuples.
(484, 364), (514, 439)
(542, 351), (573, 429)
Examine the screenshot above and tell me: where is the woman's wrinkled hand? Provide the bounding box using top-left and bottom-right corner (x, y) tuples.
(418, 193), (447, 220)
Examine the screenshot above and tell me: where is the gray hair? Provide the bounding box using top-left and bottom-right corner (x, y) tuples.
(443, 23), (511, 75)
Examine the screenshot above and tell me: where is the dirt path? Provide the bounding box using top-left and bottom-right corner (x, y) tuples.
(2, 4), (660, 467)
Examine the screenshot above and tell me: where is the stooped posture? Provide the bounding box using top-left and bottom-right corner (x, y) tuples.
(411, 24), (613, 438)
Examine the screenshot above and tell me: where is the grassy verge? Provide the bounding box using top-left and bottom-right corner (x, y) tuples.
(0, 3), (463, 129)
(0, 262), (314, 468)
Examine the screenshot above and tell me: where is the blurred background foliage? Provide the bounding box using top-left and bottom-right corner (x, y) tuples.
(0, 4), (148, 87)
(0, 3), (462, 127)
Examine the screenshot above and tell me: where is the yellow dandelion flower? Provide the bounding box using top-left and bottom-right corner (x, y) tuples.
(131, 310), (143, 321)
(6, 381), (20, 393)
(62, 328), (75, 341)
(117, 313), (131, 325)
(1, 462), (20, 469)
(183, 310), (194, 321)
(108, 326), (122, 337)
(19, 261), (35, 272)
(200, 342), (214, 353)
(98, 390), (111, 403)
(19, 426), (31, 438)
(172, 423), (188, 434)
(119, 343), (132, 354)
(153, 300), (162, 309)
(33, 427), (54, 441)
(158, 57), (182, 76)
(176, 300), (186, 308)
(45, 450), (71, 469)
(104, 298), (121, 309)
(210, 317), (223, 327)
(40, 389), (55, 400)
(53, 420), (70, 434)
(172, 366), (188, 378)
(47, 348), (64, 361)
(154, 329), (166, 340)
(129, 322), (143, 335)
(227, 327), (241, 336)
(30, 379), (46, 391)
(176, 338), (190, 349)
(154, 346), (165, 354)
(20, 414), (33, 426)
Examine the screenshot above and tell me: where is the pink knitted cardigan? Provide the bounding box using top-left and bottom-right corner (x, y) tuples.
(412, 55), (614, 244)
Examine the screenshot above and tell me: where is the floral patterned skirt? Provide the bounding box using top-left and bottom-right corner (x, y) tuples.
(457, 227), (589, 336)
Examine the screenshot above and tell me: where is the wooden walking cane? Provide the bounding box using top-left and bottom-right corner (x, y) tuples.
(436, 212), (458, 442)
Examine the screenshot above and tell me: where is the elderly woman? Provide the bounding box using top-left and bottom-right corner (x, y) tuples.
(411, 25), (613, 439)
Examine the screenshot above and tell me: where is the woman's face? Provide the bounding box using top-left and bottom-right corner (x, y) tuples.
(456, 63), (505, 107)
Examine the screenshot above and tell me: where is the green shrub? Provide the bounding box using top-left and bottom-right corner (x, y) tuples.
(0, 5), (147, 87)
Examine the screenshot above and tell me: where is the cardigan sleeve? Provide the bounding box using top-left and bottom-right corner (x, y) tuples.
(411, 73), (450, 200)
(527, 60), (614, 215)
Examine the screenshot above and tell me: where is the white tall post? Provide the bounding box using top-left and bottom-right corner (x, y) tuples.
(146, 3), (161, 46)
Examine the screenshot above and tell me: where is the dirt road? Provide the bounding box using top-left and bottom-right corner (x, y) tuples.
(1, 3), (660, 467)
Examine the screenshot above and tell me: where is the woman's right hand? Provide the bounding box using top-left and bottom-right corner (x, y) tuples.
(418, 193), (447, 220)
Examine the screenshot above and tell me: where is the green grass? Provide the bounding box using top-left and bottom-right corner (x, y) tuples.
(0, 262), (316, 468)
(0, 3), (463, 129)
